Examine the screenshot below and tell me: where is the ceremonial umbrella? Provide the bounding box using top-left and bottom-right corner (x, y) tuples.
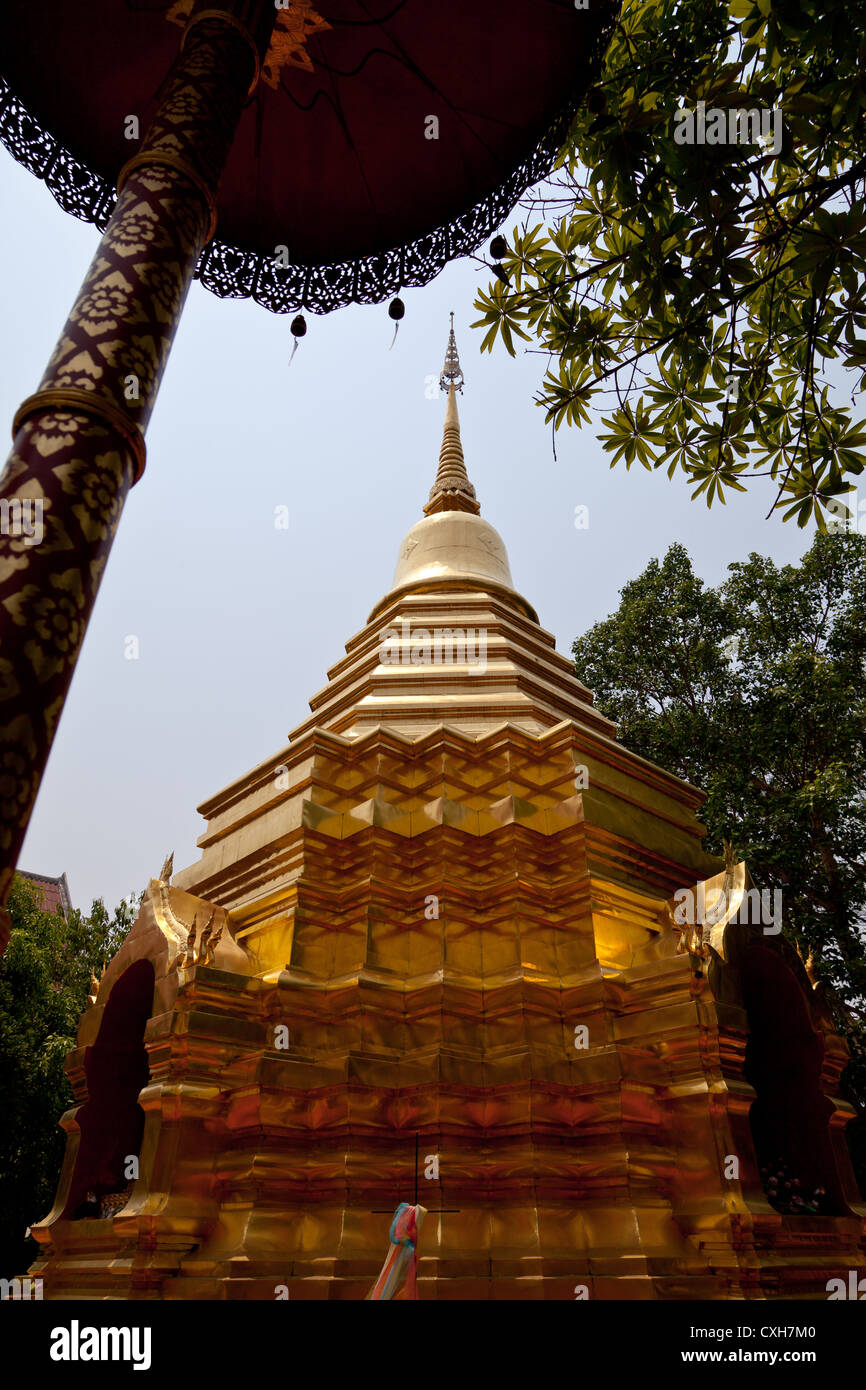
(0, 0), (616, 939)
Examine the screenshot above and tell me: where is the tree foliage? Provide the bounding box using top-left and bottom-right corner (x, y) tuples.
(475, 0), (866, 526)
(572, 530), (866, 1186)
(0, 878), (135, 1277)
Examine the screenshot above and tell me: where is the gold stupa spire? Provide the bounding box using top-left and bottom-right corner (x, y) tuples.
(439, 310), (464, 394)
(424, 314), (480, 517)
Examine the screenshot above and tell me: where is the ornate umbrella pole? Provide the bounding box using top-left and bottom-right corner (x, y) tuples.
(0, 0), (278, 929)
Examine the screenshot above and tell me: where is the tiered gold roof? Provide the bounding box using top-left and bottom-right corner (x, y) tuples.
(291, 381), (614, 742)
(173, 342), (712, 954)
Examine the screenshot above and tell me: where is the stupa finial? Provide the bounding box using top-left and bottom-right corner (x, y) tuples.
(439, 310), (465, 394)
(425, 315), (479, 517)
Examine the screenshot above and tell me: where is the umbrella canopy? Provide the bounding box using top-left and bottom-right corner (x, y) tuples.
(0, 0), (615, 313)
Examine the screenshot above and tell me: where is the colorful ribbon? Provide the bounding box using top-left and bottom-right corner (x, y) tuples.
(367, 1203), (427, 1300)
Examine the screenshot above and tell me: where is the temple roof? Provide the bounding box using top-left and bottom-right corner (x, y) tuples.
(18, 869), (71, 918)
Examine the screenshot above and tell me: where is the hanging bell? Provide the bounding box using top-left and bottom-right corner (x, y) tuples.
(289, 313), (306, 365)
(388, 296), (405, 349)
(489, 236), (510, 285)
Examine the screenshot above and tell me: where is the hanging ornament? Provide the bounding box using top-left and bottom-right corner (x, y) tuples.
(489, 235), (510, 285)
(289, 313), (306, 366)
(388, 296), (405, 349)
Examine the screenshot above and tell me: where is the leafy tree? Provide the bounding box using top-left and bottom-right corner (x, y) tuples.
(572, 529), (866, 1187)
(474, 0), (866, 526)
(0, 877), (136, 1277)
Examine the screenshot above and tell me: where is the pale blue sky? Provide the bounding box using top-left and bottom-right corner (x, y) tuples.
(0, 144), (814, 912)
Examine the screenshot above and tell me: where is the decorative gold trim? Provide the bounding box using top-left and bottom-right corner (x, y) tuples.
(12, 390), (147, 484)
(182, 9), (262, 97)
(367, 573), (539, 626)
(116, 151), (219, 243)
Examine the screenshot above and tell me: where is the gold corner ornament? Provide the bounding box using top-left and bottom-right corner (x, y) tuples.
(176, 907), (223, 969)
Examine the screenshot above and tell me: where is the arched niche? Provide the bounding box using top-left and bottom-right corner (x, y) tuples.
(740, 945), (844, 1214)
(63, 958), (154, 1218)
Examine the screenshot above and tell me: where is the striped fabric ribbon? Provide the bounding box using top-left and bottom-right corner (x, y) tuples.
(367, 1203), (427, 1300)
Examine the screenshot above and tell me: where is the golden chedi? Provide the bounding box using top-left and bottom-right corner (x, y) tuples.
(30, 324), (866, 1299)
